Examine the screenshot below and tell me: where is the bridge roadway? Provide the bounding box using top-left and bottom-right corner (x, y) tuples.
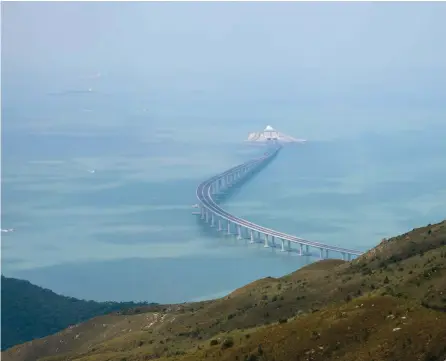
(195, 146), (364, 260)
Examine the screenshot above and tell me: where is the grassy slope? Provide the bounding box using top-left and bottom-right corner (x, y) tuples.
(2, 220), (446, 361)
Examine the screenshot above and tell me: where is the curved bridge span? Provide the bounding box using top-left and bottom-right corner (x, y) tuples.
(195, 145), (363, 260)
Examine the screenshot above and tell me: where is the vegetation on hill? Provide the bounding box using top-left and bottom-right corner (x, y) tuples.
(0, 276), (152, 351)
(2, 220), (445, 361)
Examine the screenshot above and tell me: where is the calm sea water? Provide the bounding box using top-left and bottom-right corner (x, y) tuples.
(2, 89), (445, 303)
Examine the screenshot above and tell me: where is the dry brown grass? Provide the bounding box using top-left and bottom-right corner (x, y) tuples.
(165, 295), (446, 361)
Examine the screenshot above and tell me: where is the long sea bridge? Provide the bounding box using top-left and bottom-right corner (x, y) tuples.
(194, 145), (363, 260)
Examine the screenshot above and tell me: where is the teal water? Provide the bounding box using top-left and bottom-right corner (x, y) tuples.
(2, 90), (445, 303)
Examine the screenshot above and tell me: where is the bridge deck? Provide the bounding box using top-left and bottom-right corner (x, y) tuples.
(196, 146), (363, 257)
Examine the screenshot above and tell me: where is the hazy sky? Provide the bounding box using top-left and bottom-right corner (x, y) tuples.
(3, 2), (446, 95)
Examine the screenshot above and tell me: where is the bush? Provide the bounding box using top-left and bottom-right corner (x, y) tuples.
(221, 337), (234, 349)
(210, 339), (219, 346)
(227, 313), (236, 320)
(278, 318), (288, 324)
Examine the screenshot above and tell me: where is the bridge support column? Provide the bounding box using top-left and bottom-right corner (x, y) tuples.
(347, 254), (352, 261)
(264, 234), (269, 248)
(271, 236), (276, 247)
(227, 221), (231, 235)
(200, 207), (205, 220)
(325, 249), (329, 258)
(250, 230), (255, 244)
(205, 211), (209, 223)
(287, 240), (291, 250)
(299, 243), (303, 256)
(237, 226), (242, 240)
(319, 248), (324, 259)
(211, 213), (215, 227)
(281, 239), (285, 252)
(218, 219), (222, 231)
(306, 245), (309, 255)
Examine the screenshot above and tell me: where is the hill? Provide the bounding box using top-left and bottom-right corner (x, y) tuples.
(2, 220), (446, 361)
(0, 276), (152, 350)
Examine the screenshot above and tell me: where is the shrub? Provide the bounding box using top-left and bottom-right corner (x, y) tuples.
(221, 337), (234, 349)
(227, 313), (236, 320)
(210, 339), (219, 346)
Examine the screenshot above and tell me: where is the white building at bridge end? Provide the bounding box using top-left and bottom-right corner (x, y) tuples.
(246, 125), (306, 144)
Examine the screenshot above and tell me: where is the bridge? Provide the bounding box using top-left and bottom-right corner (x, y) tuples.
(194, 145), (364, 260)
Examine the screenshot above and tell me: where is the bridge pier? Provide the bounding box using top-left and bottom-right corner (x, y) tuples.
(347, 254), (352, 261)
(271, 236), (276, 247)
(250, 230), (255, 243)
(280, 239), (285, 252)
(227, 221), (231, 235)
(287, 240), (291, 251)
(319, 248), (324, 259)
(299, 243), (303, 256)
(211, 213), (215, 227)
(325, 249), (329, 258)
(264, 234), (269, 248)
(306, 245), (309, 255)
(218, 218), (222, 231)
(237, 225), (242, 240)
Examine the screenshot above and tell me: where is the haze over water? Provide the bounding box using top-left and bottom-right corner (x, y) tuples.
(2, 2), (446, 303)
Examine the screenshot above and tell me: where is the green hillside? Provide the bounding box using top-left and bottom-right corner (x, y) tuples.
(1, 276), (152, 350)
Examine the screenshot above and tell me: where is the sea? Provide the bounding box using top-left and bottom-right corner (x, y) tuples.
(2, 86), (446, 304)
